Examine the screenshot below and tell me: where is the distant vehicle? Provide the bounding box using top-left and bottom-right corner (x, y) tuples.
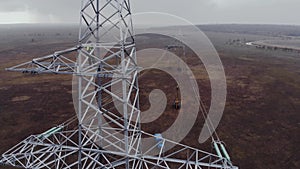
(173, 86), (181, 110)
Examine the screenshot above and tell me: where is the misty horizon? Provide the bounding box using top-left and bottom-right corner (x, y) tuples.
(0, 0), (299, 25)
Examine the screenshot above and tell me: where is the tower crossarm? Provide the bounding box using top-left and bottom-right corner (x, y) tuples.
(6, 46), (81, 74)
(0, 123), (237, 169)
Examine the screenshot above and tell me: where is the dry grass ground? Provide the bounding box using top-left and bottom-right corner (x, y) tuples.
(0, 25), (299, 169)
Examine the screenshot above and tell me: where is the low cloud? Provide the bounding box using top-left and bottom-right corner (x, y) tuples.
(0, 2), (28, 12)
(0, 0), (299, 25)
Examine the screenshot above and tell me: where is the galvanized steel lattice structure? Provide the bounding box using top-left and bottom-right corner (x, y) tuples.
(0, 0), (238, 168)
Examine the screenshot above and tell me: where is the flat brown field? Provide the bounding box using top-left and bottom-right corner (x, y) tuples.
(0, 25), (299, 169)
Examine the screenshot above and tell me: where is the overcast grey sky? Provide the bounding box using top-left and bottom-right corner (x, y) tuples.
(0, 0), (299, 25)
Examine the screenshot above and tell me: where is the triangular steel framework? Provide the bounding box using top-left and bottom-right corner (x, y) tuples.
(1, 0), (238, 168)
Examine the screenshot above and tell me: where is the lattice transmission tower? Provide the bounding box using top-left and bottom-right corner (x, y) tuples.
(0, 0), (238, 168)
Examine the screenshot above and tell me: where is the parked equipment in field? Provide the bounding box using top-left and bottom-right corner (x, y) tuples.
(173, 86), (181, 110)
